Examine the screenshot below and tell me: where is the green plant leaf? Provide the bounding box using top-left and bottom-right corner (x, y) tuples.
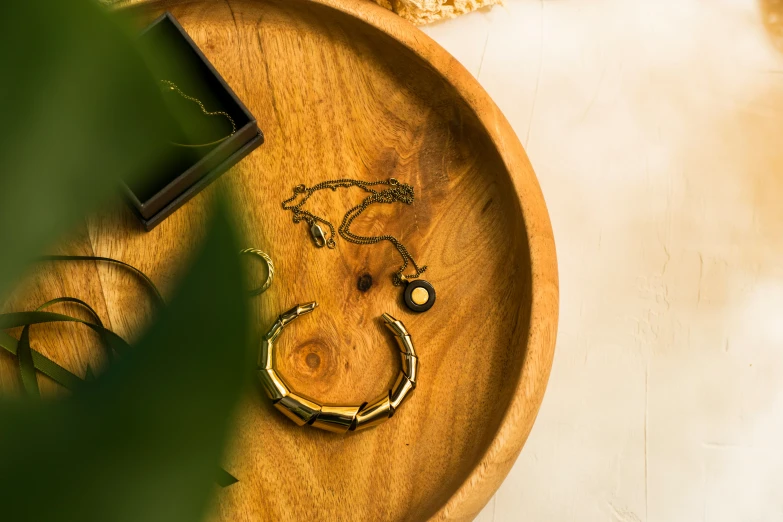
(0, 1), (176, 300)
(0, 199), (253, 522)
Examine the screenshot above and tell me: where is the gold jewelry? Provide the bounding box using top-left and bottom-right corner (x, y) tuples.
(160, 80), (236, 148)
(281, 178), (427, 286)
(239, 248), (274, 295)
(258, 302), (418, 433)
(281, 178), (437, 312)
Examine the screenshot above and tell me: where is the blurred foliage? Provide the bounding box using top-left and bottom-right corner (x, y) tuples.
(0, 1), (253, 521)
(0, 0), (176, 299)
(0, 203), (251, 521)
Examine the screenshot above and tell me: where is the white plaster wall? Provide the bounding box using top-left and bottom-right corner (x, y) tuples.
(422, 1), (783, 520)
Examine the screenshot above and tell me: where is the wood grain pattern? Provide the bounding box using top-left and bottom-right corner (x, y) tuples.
(1, 1), (558, 520)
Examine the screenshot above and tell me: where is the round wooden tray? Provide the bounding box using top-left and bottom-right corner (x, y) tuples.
(129, 0), (558, 520)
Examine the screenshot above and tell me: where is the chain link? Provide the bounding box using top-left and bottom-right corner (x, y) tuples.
(160, 80), (236, 147)
(281, 178), (427, 286)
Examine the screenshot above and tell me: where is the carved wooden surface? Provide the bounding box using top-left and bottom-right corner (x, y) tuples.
(1, 1), (558, 520)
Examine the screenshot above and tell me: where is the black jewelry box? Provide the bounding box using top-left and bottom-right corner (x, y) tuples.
(123, 12), (263, 230)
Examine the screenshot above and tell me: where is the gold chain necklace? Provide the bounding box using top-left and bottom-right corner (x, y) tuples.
(160, 80), (236, 148)
(281, 178), (436, 312)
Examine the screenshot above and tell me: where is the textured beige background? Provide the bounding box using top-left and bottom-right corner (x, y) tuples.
(421, 0), (783, 520)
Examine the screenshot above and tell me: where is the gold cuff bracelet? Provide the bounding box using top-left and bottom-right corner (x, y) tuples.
(258, 302), (418, 433)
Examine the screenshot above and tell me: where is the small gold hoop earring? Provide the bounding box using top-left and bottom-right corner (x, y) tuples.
(239, 248), (274, 295)
(258, 302), (418, 433)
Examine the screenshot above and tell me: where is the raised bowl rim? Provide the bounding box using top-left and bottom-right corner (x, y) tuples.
(122, 0), (560, 518)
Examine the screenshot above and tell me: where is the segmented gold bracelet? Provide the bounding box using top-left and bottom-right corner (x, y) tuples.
(258, 302), (418, 433)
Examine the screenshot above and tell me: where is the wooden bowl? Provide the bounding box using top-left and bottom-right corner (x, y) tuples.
(66, 0), (560, 520)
